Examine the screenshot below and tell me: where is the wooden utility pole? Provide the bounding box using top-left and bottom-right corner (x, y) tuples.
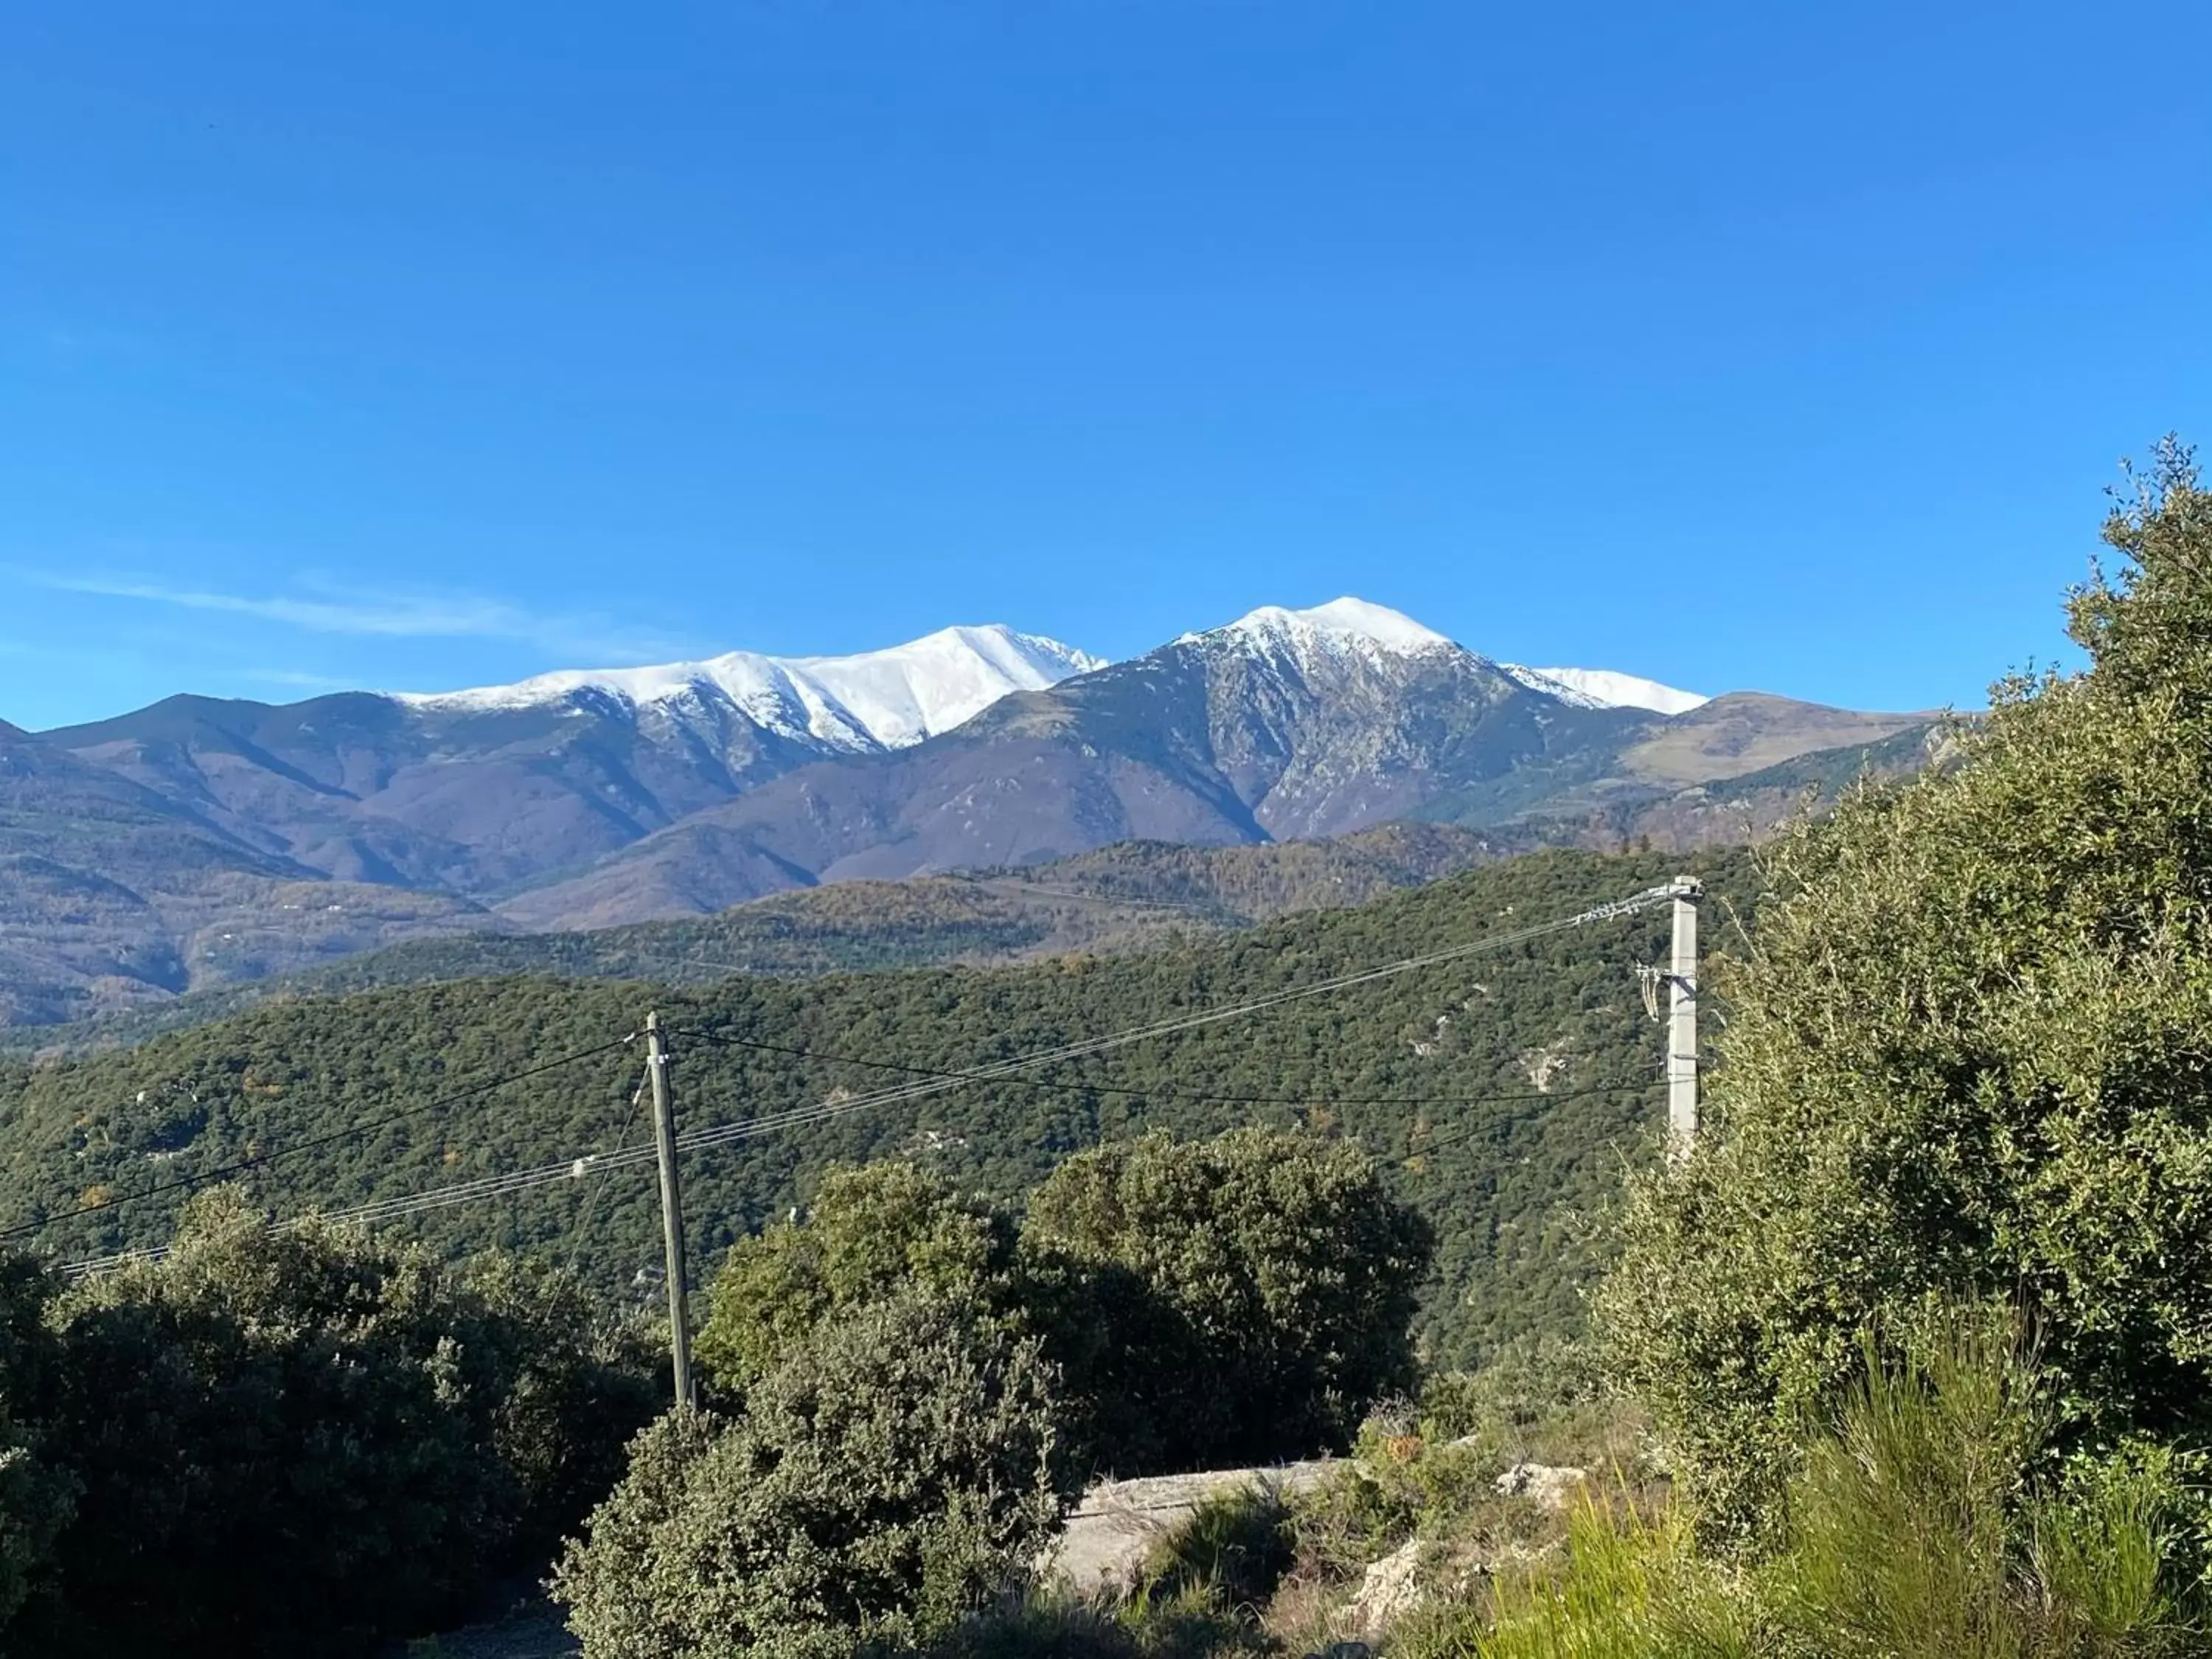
(1665, 876), (1703, 1158)
(644, 1012), (696, 1411)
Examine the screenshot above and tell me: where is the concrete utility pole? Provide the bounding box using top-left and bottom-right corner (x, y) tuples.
(1665, 876), (1703, 1158)
(644, 1011), (696, 1411)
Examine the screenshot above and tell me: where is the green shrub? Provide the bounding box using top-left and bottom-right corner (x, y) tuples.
(1764, 1319), (2038, 1658)
(13, 1190), (650, 1658)
(695, 1161), (1020, 1397)
(446, 1247), (661, 1564)
(1290, 1425), (1518, 1582)
(2029, 1444), (2192, 1652)
(916, 1595), (1150, 1659)
(1133, 1488), (1295, 1615)
(19, 1194), (655, 1659)
(1599, 443), (2212, 1540)
(698, 1129), (1436, 1481)
(1023, 1127), (1434, 1474)
(911, 1586), (1273, 1659)
(1763, 1321), (2195, 1659)
(1424, 1497), (1754, 1659)
(1424, 1318), (2205, 1659)
(1420, 1338), (1604, 1445)
(554, 1293), (1069, 1659)
(0, 1256), (71, 1630)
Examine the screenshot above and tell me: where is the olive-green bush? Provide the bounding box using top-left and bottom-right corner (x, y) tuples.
(1025, 1126), (1435, 1472)
(554, 1293), (1068, 1659)
(0, 1257), (71, 1634)
(7, 1191), (654, 1659)
(1599, 442), (2212, 1541)
(695, 1161), (1020, 1397)
(695, 1128), (1435, 1481)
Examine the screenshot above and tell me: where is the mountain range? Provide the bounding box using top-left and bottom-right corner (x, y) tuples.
(0, 598), (1934, 1025)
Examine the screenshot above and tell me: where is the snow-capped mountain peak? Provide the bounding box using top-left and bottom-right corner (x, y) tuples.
(1185, 597), (1457, 659)
(1175, 599), (1706, 716)
(394, 624), (1105, 751)
(1500, 664), (1708, 716)
(787, 625), (1107, 748)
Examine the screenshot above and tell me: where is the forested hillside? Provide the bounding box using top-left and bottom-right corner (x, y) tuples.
(0, 822), (1518, 1058)
(0, 845), (1757, 1366)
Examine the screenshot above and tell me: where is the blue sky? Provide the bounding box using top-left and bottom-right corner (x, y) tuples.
(4, 1), (2208, 730)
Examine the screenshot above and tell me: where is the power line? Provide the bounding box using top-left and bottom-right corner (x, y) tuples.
(541, 891), (1685, 1175)
(63, 1056), (1658, 1275)
(625, 885), (1680, 1158)
(566, 1067), (653, 1276)
(672, 1024), (1632, 1112)
(57, 884), (1680, 1274)
(1396, 1077), (1664, 1161)
(4, 1034), (639, 1246)
(58, 1068), (1664, 1280)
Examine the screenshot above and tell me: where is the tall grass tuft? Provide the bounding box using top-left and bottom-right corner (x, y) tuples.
(1391, 1315), (2202, 1659)
(1394, 1496), (1753, 1659)
(1764, 1319), (2191, 1658)
(2028, 1447), (2185, 1655)
(1130, 1487), (1294, 1615)
(1766, 1319), (2039, 1658)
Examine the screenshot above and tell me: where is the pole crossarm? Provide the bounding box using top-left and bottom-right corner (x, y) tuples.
(1569, 884), (1682, 927)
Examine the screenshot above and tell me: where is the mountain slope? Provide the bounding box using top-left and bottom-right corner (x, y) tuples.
(1503, 665), (1709, 715)
(489, 599), (1648, 926)
(497, 602), (1917, 929)
(1411, 690), (1930, 826)
(396, 624), (1104, 750)
(42, 624), (1105, 899)
(6, 600), (1930, 1021)
(3, 822), (1530, 1057)
(0, 720), (489, 1023)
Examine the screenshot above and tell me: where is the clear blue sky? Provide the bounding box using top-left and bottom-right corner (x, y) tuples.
(4, 1), (2208, 729)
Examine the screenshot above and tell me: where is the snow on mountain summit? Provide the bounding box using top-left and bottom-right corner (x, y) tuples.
(790, 625), (1107, 748)
(396, 624), (1105, 751)
(1180, 600), (1704, 714)
(1501, 664), (1708, 715)
(390, 597), (1703, 762)
(1186, 597), (1457, 658)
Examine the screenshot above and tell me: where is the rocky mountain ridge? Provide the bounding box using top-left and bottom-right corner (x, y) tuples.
(394, 622), (1106, 751)
(1, 600), (1932, 1024)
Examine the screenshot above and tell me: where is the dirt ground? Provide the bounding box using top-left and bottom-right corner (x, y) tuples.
(400, 1596), (579, 1659)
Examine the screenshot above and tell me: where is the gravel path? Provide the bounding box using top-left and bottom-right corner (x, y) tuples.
(1041, 1460), (1338, 1596)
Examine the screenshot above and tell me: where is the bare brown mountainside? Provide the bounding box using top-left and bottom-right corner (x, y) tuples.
(0, 717), (487, 1026)
(2, 748), (1947, 1057)
(1, 823), (1528, 1053)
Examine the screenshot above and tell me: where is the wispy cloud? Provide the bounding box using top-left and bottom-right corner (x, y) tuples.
(10, 570), (695, 665)
(239, 668), (364, 692)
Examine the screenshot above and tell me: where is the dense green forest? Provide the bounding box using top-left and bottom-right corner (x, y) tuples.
(0, 844), (1756, 1366)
